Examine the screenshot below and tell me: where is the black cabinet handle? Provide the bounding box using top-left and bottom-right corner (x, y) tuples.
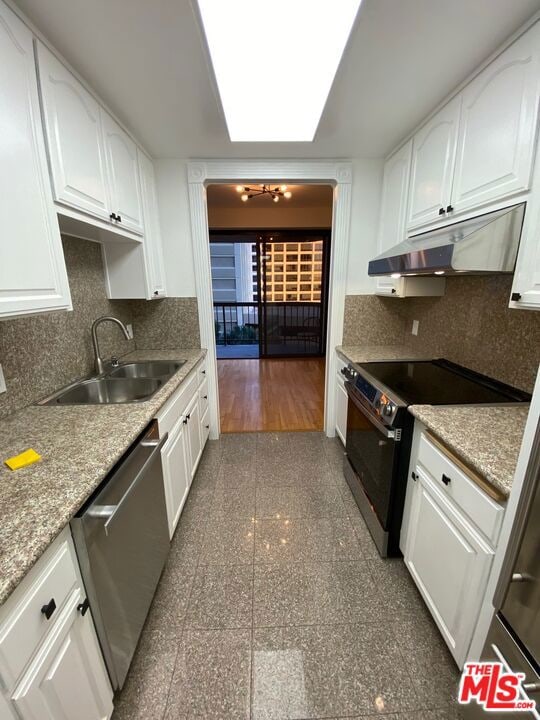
(203, 395), (208, 400)
(391, 288), (396, 294)
(441, 474), (451, 486)
(446, 205), (454, 213)
(186, 413), (191, 420)
(154, 290), (159, 296)
(201, 370), (206, 374)
(205, 424), (210, 429)
(183, 417), (188, 424)
(116, 215), (122, 223)
(438, 207), (446, 215)
(511, 292), (522, 301)
(77, 598), (90, 616)
(109, 212), (117, 221)
(411, 471), (418, 481)
(41, 598), (57, 620)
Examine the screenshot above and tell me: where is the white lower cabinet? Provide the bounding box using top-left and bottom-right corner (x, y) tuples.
(0, 529), (113, 720)
(401, 425), (504, 668)
(161, 419), (190, 537)
(157, 358), (209, 537)
(335, 362), (348, 445)
(404, 468), (494, 667)
(11, 595), (112, 720)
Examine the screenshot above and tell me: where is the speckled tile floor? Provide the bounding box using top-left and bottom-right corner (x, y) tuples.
(112, 432), (463, 720)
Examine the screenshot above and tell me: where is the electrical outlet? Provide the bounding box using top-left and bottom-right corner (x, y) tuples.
(0, 364), (6, 394)
(126, 324), (134, 340)
(412, 320), (419, 336)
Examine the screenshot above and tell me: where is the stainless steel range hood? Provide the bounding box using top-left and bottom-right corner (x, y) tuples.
(368, 203), (525, 277)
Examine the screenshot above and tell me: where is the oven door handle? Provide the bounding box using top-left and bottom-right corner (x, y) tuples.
(345, 382), (397, 440)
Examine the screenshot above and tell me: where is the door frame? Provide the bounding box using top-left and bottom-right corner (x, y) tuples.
(187, 160), (353, 439)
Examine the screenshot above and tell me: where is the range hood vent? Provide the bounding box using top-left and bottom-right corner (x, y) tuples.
(368, 203), (525, 277)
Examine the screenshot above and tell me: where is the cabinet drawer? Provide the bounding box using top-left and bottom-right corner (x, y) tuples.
(199, 378), (209, 413)
(417, 432), (504, 546)
(0, 539), (79, 686)
(197, 361), (207, 386)
(156, 371), (198, 437)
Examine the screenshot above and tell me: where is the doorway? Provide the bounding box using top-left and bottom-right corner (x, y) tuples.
(207, 183), (333, 432)
(210, 229), (331, 360)
(186, 160), (353, 439)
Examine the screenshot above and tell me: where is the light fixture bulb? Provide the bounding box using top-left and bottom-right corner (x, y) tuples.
(280, 185), (287, 192)
(273, 195), (279, 203)
(434, 270), (445, 275)
(241, 193), (248, 202)
(284, 191), (292, 199)
(236, 185), (244, 193)
(391, 273), (401, 279)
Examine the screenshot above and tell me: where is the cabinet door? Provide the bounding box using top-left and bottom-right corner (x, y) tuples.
(161, 420), (190, 538)
(452, 24), (540, 214)
(186, 394), (202, 479)
(101, 112), (143, 234)
(335, 375), (348, 445)
(405, 470), (494, 667)
(36, 42), (110, 221)
(407, 96), (461, 231)
(138, 149), (167, 298)
(376, 140), (412, 295)
(0, 3), (71, 318)
(12, 597), (113, 720)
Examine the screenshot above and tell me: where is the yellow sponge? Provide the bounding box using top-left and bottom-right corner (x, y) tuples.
(4, 448), (42, 470)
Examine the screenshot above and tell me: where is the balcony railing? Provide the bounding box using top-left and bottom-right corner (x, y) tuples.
(213, 301), (324, 356)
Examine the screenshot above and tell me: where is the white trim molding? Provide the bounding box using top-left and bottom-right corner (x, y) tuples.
(187, 159), (353, 439)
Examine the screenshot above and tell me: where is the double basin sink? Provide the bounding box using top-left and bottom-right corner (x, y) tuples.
(39, 360), (185, 406)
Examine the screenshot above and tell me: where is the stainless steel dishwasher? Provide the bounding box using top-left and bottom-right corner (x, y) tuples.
(71, 420), (169, 691)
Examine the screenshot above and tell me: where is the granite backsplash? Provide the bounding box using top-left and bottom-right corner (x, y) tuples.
(343, 276), (540, 393)
(0, 236), (200, 419)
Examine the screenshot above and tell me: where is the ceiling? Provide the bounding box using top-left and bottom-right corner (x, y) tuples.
(13, 0), (540, 159)
(207, 184), (333, 209)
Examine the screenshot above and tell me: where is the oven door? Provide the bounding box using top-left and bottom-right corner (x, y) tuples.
(345, 381), (400, 529)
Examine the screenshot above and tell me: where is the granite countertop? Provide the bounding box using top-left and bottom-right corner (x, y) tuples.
(0, 348), (206, 606)
(336, 345), (433, 364)
(409, 404), (529, 498)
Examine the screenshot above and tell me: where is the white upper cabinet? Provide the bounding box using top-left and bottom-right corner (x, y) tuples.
(0, 1), (71, 319)
(452, 24), (540, 214)
(36, 42), (109, 222)
(376, 140), (412, 295)
(407, 96), (461, 231)
(101, 113), (144, 235)
(138, 150), (167, 298)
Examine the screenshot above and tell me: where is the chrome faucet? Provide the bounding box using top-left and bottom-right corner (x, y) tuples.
(91, 316), (131, 375)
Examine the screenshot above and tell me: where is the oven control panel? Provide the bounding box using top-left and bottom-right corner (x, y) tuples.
(344, 364), (398, 425)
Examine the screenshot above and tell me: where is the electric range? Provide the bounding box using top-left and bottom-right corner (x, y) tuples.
(341, 358), (530, 557)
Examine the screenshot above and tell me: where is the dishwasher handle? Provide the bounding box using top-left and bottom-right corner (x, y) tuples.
(88, 429), (168, 536)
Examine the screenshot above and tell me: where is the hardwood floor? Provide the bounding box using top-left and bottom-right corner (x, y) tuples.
(218, 357), (326, 432)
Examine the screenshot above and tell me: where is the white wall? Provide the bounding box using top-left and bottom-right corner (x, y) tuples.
(155, 157), (383, 298)
(346, 158), (384, 294)
(155, 159), (196, 296)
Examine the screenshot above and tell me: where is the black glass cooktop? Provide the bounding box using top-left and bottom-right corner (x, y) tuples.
(358, 359), (530, 406)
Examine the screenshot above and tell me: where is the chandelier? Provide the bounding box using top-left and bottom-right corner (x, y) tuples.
(235, 184), (292, 203)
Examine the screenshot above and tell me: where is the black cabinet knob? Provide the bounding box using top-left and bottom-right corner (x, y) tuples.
(109, 212), (117, 221)
(203, 395), (208, 400)
(391, 288), (396, 294)
(446, 205), (454, 213)
(441, 474), (451, 486)
(154, 290), (159, 296)
(438, 207), (446, 216)
(201, 369), (206, 374)
(205, 424), (210, 429)
(41, 598), (57, 620)
(116, 215), (122, 223)
(77, 598), (90, 616)
(411, 471), (418, 481)
(511, 292), (522, 301)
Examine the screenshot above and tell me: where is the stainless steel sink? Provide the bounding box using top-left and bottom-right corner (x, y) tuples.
(108, 360), (184, 380)
(41, 377), (163, 405)
(38, 358), (185, 406)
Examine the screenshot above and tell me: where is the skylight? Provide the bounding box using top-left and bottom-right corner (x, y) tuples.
(197, 0), (362, 142)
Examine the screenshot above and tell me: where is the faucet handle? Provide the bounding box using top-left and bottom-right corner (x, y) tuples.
(110, 356), (120, 368)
